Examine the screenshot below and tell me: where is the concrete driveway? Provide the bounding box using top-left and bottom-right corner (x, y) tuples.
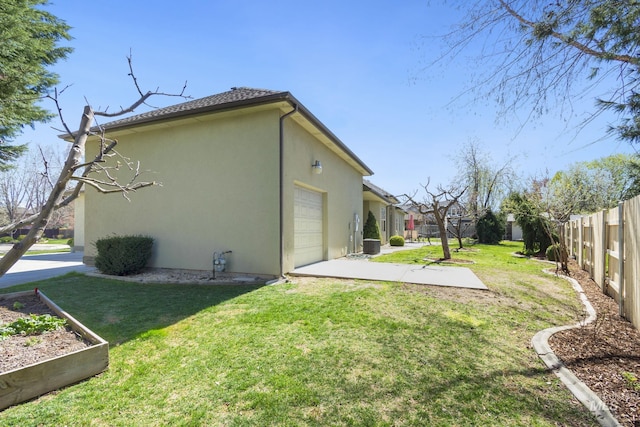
(0, 251), (93, 289)
(291, 242), (488, 290)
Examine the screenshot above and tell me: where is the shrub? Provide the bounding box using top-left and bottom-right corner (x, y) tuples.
(476, 210), (505, 244)
(363, 211), (381, 240)
(546, 243), (566, 262)
(67, 238), (74, 247)
(94, 235), (153, 276)
(389, 235), (405, 246)
(0, 236), (13, 243)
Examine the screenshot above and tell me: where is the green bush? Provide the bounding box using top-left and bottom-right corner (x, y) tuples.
(67, 238), (74, 247)
(94, 235), (154, 276)
(389, 235), (405, 246)
(363, 211), (381, 240)
(546, 243), (566, 262)
(0, 236), (13, 243)
(476, 210), (505, 244)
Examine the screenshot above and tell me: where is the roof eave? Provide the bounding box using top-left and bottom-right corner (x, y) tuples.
(60, 90), (374, 176)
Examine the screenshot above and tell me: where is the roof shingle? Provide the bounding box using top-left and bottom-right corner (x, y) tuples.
(98, 87), (288, 130)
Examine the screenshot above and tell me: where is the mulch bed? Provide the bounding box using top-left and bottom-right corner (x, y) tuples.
(0, 293), (92, 374)
(549, 260), (640, 426)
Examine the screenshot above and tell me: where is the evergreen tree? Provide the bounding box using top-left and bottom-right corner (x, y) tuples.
(476, 209), (504, 244)
(0, 0), (72, 168)
(363, 210), (381, 240)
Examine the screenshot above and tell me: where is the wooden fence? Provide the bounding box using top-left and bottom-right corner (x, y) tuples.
(564, 194), (640, 329)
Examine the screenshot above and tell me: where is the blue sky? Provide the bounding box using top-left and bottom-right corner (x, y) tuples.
(16, 0), (639, 197)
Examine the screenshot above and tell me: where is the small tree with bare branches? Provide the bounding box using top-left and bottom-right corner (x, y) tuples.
(403, 180), (467, 260)
(0, 55), (188, 277)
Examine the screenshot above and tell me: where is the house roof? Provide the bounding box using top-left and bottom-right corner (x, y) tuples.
(93, 87), (287, 129)
(363, 179), (400, 205)
(72, 87), (373, 176)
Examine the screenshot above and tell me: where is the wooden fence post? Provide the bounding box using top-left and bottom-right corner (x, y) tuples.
(618, 201), (625, 318)
(601, 209), (607, 293)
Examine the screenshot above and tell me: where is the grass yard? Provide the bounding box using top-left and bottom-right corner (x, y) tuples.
(0, 242), (597, 426)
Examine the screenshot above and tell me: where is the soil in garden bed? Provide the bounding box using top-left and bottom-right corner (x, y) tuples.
(0, 293), (92, 373)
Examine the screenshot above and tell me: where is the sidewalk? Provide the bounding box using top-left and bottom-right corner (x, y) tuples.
(0, 251), (93, 289)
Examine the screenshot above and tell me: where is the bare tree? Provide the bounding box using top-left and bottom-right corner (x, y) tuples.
(446, 200), (472, 250)
(0, 55), (188, 277)
(454, 139), (516, 220)
(424, 0), (640, 144)
(0, 146), (68, 231)
(403, 179), (467, 260)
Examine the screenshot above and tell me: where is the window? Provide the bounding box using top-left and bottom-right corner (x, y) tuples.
(380, 207), (387, 233)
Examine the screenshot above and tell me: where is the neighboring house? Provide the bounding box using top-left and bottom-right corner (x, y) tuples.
(505, 213), (523, 241)
(75, 87), (373, 278)
(362, 180), (404, 245)
(402, 202), (476, 240)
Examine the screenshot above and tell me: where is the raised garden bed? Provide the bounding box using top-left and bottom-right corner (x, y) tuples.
(0, 290), (108, 410)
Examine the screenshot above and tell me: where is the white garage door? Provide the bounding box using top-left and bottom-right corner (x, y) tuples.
(294, 186), (324, 267)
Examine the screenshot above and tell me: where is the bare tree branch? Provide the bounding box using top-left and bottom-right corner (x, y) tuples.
(402, 179), (467, 260)
(0, 58), (188, 277)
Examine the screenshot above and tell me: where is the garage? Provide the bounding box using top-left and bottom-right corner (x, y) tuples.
(294, 186), (324, 267)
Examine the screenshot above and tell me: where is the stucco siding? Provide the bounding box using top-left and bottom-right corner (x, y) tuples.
(73, 192), (85, 251)
(281, 119), (363, 273)
(84, 109), (282, 275)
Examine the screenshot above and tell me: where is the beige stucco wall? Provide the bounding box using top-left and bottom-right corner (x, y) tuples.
(73, 191), (85, 251)
(84, 108), (282, 276)
(84, 104), (367, 277)
(281, 118), (364, 273)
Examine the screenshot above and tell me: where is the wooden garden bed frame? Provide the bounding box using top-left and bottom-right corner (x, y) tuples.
(0, 290), (108, 410)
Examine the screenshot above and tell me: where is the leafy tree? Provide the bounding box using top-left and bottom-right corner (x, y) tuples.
(502, 191), (553, 255)
(588, 153), (640, 201)
(363, 210), (381, 240)
(626, 155), (640, 199)
(476, 209), (505, 244)
(428, 0), (640, 145)
(0, 0), (72, 167)
(549, 153), (640, 214)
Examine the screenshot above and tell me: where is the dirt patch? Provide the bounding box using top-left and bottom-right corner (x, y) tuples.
(0, 293), (92, 373)
(549, 261), (640, 427)
(423, 258), (475, 264)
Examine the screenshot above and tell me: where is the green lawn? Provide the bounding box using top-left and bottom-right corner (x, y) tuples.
(0, 242), (597, 426)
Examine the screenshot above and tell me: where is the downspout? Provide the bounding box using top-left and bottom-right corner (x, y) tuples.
(279, 104), (298, 278)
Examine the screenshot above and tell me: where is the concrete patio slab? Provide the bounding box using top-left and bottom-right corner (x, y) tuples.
(290, 259), (487, 290)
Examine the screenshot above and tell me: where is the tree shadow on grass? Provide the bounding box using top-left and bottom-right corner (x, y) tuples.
(3, 272), (263, 346)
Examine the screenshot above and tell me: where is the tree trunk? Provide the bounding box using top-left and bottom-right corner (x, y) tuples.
(0, 106), (92, 278)
(434, 211), (451, 260)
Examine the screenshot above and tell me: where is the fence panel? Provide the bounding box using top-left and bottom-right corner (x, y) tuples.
(592, 210), (606, 291)
(570, 220), (579, 258)
(582, 216), (595, 277)
(623, 196), (640, 327)
(563, 194), (640, 330)
(606, 206), (622, 303)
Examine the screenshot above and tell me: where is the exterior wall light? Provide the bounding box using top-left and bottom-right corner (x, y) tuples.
(312, 160), (323, 174)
